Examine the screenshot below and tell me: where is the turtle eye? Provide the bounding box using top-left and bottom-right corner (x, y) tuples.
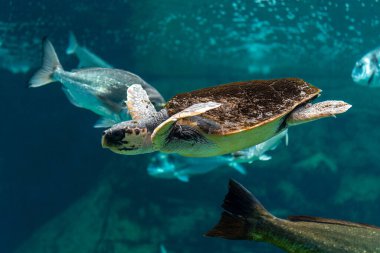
(121, 101), (127, 108)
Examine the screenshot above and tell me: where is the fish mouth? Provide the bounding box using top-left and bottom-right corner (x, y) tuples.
(351, 67), (361, 77)
(351, 70), (364, 82)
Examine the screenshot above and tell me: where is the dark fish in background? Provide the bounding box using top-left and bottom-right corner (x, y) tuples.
(29, 39), (165, 128)
(66, 32), (113, 69)
(206, 180), (380, 253)
(352, 46), (380, 87)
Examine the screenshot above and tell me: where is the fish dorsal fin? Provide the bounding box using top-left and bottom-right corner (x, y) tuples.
(126, 84), (157, 120)
(288, 215), (380, 230)
(66, 31), (78, 54)
(205, 179), (273, 240)
(222, 179), (270, 219)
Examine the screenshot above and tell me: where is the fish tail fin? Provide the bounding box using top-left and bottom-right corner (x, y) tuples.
(205, 179), (273, 240)
(66, 31), (78, 55)
(29, 38), (62, 88)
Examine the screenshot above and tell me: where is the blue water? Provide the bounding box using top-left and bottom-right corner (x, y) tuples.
(1, 0), (380, 252)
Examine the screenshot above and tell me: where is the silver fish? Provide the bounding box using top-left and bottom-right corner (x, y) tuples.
(352, 46), (380, 87)
(66, 32), (113, 69)
(147, 153), (246, 182)
(229, 130), (288, 164)
(207, 179), (380, 253)
(29, 38), (165, 127)
(147, 130), (287, 182)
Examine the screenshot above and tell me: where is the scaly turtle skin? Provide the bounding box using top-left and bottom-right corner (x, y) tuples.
(101, 78), (351, 157)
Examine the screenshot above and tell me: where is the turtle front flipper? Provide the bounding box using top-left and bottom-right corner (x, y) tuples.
(151, 102), (222, 152)
(126, 84), (157, 120)
(286, 100), (352, 126)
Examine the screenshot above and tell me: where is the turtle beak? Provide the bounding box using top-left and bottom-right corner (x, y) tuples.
(101, 130), (110, 149)
(101, 132), (107, 148)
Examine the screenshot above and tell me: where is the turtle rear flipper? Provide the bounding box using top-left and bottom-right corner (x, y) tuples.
(286, 100), (352, 126)
(126, 84), (157, 120)
(151, 102), (222, 151)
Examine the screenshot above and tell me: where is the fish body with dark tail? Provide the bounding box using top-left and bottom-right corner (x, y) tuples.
(206, 180), (380, 252)
(29, 38), (165, 128)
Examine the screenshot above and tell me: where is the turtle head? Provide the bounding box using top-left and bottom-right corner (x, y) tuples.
(101, 120), (155, 155)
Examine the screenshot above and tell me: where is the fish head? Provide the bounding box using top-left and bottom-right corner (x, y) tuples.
(101, 120), (154, 155)
(229, 147), (258, 163)
(352, 52), (378, 86)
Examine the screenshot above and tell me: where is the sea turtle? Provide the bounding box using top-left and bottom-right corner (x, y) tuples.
(101, 78), (351, 157)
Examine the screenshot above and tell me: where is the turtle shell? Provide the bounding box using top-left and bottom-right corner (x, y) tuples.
(165, 78), (321, 135)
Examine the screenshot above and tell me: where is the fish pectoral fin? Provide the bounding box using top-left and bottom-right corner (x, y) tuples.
(367, 72), (375, 86)
(269, 145), (279, 151)
(61, 87), (83, 108)
(259, 154), (272, 161)
(285, 131), (289, 146)
(175, 173), (189, 183)
(94, 117), (117, 128)
(228, 162), (247, 175)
